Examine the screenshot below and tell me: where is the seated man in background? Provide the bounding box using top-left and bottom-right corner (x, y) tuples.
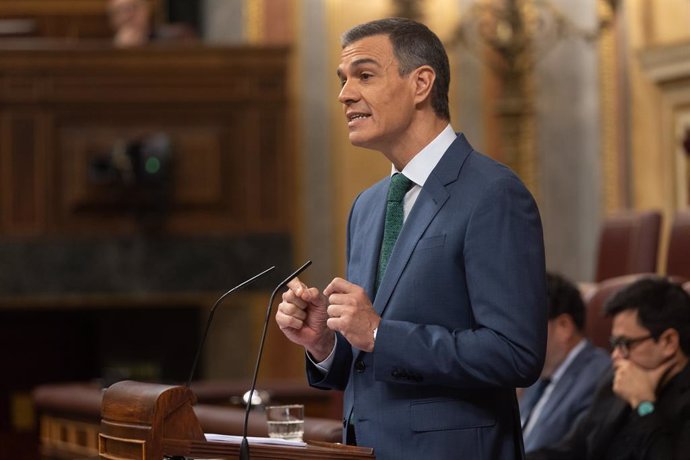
(528, 277), (690, 460)
(107, 0), (196, 48)
(107, 0), (151, 47)
(520, 272), (611, 452)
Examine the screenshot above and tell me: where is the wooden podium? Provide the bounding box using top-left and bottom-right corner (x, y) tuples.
(99, 381), (374, 459)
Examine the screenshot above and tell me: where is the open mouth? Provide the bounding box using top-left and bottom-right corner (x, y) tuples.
(347, 112), (371, 123)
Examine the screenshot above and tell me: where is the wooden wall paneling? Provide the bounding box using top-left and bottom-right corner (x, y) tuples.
(225, 110), (254, 229)
(38, 16), (111, 40)
(58, 122), (223, 209)
(0, 0), (111, 39)
(54, 117), (229, 234)
(0, 110), (49, 235)
(0, 44), (292, 236)
(0, 1), (107, 15)
(0, 43), (295, 459)
(13, 114), (39, 229)
(51, 108), (289, 234)
(0, 113), (8, 231)
(256, 108), (287, 227)
(224, 111), (248, 224)
(244, 107), (262, 228)
(171, 126), (224, 207)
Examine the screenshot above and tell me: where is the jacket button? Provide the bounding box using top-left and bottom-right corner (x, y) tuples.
(354, 360), (366, 373)
(342, 418), (347, 427)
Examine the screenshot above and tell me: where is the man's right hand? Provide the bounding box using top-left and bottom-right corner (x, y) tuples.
(275, 277), (334, 362)
(613, 356), (676, 408)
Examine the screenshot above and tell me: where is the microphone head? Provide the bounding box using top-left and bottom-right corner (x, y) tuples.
(242, 389), (270, 407)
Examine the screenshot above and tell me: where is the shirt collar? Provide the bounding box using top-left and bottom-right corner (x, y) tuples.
(550, 339), (587, 383)
(391, 124), (456, 187)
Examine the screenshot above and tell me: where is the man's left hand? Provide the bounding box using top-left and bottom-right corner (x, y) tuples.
(323, 277), (380, 352)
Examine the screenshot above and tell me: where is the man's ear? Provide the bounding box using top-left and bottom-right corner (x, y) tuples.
(554, 313), (577, 341)
(659, 327), (680, 353)
(412, 65), (436, 105)
(659, 328), (681, 357)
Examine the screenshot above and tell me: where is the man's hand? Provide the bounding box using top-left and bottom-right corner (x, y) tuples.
(613, 357), (676, 408)
(324, 277), (380, 352)
(275, 277), (334, 361)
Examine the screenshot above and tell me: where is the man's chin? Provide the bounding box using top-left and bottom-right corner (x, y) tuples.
(348, 133), (371, 149)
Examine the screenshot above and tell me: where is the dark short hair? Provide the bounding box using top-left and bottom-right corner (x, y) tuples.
(604, 277), (690, 355)
(547, 272), (586, 332)
(341, 17), (450, 121)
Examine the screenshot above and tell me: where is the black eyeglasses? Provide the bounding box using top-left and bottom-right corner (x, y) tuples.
(609, 334), (654, 358)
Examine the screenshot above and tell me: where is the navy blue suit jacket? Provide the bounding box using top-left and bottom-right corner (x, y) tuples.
(307, 134), (547, 459)
(520, 340), (611, 452)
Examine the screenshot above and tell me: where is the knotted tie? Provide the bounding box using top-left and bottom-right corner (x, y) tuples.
(376, 173), (413, 291)
(522, 377), (551, 429)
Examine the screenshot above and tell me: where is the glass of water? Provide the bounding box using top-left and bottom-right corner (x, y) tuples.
(265, 404), (304, 441)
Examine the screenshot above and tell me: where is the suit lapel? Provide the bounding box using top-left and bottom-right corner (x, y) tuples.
(372, 134), (473, 317)
(537, 344), (594, 423)
(537, 373), (574, 426)
(356, 184), (389, 301)
(372, 174), (448, 316)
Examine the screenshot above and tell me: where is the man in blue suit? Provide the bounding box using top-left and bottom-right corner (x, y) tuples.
(520, 273), (611, 452)
(275, 17), (547, 459)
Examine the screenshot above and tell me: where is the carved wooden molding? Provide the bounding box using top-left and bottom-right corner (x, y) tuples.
(639, 40), (690, 211)
(639, 41), (690, 84)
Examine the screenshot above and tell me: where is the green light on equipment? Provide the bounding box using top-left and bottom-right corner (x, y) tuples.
(145, 157), (161, 175)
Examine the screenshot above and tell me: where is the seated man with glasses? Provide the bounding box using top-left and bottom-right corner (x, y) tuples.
(528, 277), (690, 460)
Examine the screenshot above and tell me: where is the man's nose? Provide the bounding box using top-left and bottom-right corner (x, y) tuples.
(338, 80), (358, 105)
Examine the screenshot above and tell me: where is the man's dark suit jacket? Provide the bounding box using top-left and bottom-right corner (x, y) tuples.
(527, 364), (690, 460)
(520, 340), (611, 452)
(307, 134), (547, 459)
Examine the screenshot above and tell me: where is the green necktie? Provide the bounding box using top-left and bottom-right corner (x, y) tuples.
(376, 173), (413, 291)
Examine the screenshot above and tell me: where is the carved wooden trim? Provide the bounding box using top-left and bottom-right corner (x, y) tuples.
(639, 40), (690, 211)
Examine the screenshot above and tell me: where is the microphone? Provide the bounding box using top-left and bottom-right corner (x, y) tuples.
(185, 266), (276, 388)
(240, 260), (312, 460)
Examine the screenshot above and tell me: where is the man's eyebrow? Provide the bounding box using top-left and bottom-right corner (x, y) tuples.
(337, 57), (382, 78)
(351, 57), (381, 68)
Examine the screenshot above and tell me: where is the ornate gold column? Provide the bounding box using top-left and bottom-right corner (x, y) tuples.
(244, 0), (264, 44)
(597, 0), (624, 212)
(450, 0), (545, 198)
(451, 0), (619, 200)
(492, 0), (538, 196)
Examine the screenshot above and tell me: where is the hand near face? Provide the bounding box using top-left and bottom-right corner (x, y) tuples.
(324, 277), (380, 352)
(275, 277), (333, 361)
(612, 357), (676, 408)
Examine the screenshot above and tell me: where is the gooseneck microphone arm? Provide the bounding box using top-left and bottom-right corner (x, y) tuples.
(240, 260), (312, 460)
(185, 265), (276, 388)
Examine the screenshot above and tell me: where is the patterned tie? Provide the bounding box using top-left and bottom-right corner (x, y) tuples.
(376, 173), (413, 291)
